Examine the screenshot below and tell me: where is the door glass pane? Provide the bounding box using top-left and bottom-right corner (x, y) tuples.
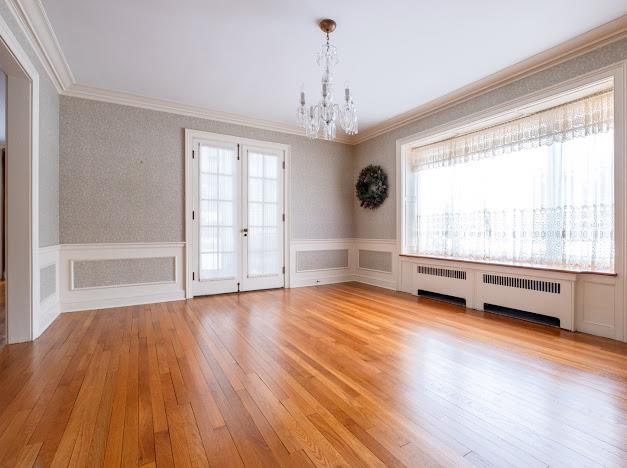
(199, 144), (237, 280)
(247, 151), (281, 278)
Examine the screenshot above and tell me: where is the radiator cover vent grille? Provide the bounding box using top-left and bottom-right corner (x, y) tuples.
(483, 274), (560, 294)
(417, 265), (466, 280)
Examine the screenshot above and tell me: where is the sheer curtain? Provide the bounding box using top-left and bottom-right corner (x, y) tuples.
(404, 90), (614, 272)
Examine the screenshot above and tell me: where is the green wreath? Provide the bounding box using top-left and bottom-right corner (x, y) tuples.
(355, 165), (389, 209)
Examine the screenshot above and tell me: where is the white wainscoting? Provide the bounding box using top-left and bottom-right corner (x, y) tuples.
(59, 242), (186, 312)
(354, 239), (398, 290)
(575, 274), (624, 340)
(290, 239), (356, 287)
(289, 239), (398, 289)
(44, 240), (624, 342)
(37, 244), (60, 338)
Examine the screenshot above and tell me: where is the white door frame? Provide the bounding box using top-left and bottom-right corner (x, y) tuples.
(0, 15), (40, 343)
(184, 129), (291, 298)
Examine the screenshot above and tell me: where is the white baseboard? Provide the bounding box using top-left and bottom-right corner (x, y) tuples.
(352, 274), (397, 290)
(36, 294), (59, 336)
(290, 274), (355, 288)
(62, 290), (186, 313)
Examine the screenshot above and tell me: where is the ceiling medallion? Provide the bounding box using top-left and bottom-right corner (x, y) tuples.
(297, 19), (358, 140)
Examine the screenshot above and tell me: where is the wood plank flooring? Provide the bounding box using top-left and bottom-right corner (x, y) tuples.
(0, 282), (625, 467)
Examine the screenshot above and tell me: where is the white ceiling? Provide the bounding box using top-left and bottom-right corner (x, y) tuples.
(42, 0), (627, 132)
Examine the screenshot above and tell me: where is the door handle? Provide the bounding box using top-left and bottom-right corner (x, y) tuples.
(241, 228), (248, 236)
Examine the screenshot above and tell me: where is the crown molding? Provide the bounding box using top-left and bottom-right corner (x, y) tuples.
(5, 0), (74, 93)
(5, 0), (355, 143)
(351, 15), (627, 145)
(61, 84), (354, 144)
(7, 0), (626, 146)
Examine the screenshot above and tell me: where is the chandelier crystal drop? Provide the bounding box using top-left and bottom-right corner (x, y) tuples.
(297, 19), (358, 140)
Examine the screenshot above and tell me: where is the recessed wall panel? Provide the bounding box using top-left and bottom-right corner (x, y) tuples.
(72, 257), (175, 289)
(296, 249), (349, 272)
(358, 250), (392, 273)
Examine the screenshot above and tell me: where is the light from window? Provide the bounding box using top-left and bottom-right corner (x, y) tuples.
(403, 89), (614, 273)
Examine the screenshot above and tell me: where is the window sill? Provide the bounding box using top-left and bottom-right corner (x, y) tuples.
(399, 253), (617, 277)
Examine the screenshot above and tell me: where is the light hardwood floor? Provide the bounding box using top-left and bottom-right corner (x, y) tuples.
(0, 282), (625, 467)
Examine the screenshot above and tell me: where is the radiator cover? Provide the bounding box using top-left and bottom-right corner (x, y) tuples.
(402, 260), (576, 331)
(477, 272), (574, 330)
(415, 264), (473, 306)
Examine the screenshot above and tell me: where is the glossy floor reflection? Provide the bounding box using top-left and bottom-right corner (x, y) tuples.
(0, 282), (624, 467)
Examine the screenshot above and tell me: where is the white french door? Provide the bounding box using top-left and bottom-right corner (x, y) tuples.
(191, 135), (285, 296)
(241, 145), (285, 291)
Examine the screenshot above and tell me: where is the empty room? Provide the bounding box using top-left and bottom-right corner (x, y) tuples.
(0, 0), (626, 466)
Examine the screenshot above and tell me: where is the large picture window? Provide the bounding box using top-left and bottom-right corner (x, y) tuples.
(403, 88), (615, 273)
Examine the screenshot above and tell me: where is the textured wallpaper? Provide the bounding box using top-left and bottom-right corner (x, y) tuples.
(59, 97), (354, 243)
(0, 4), (60, 247)
(59, 38), (627, 245)
(73, 257), (175, 289)
(296, 249), (350, 271)
(353, 38), (627, 239)
(358, 249), (392, 272)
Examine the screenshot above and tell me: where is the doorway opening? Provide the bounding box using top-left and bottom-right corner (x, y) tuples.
(0, 18), (40, 344)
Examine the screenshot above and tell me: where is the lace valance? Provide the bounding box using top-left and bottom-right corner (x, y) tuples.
(409, 90), (614, 171)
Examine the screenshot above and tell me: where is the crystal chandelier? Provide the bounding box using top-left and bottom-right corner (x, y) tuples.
(297, 19), (358, 140)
